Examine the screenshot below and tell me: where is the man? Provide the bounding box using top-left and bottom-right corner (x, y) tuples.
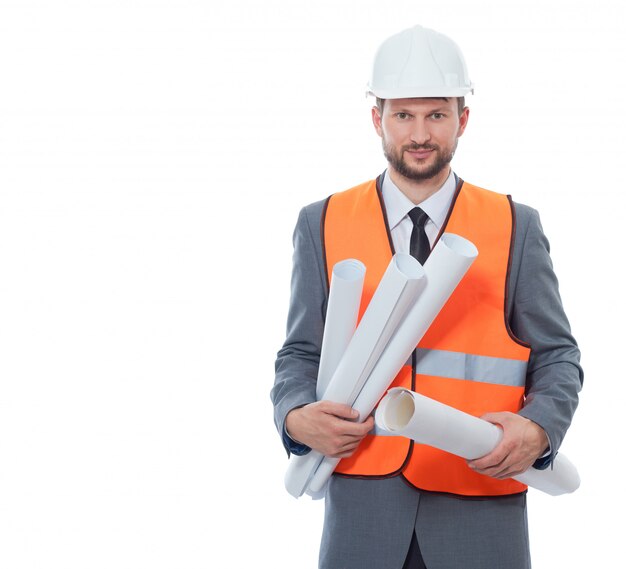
(271, 25), (582, 569)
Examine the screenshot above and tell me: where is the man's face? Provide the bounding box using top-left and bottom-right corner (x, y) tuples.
(372, 98), (469, 182)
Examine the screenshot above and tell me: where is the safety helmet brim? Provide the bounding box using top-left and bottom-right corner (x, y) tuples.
(366, 85), (474, 99)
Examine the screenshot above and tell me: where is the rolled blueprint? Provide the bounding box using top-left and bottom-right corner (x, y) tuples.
(316, 259), (366, 399)
(375, 387), (580, 496)
(307, 233), (478, 494)
(284, 253), (427, 498)
(322, 253), (426, 408)
(514, 453), (580, 495)
(284, 260), (365, 500)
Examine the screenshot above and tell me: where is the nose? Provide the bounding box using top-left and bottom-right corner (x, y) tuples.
(410, 119), (431, 145)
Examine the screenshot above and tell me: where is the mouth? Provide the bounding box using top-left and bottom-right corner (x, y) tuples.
(405, 148), (434, 160)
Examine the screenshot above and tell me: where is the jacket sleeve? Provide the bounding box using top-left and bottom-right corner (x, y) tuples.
(270, 200), (328, 456)
(508, 203), (583, 468)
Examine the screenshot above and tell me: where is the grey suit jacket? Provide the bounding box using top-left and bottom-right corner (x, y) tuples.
(271, 176), (582, 569)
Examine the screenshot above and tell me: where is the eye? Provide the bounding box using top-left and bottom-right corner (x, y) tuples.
(396, 112), (411, 120)
(431, 112), (445, 119)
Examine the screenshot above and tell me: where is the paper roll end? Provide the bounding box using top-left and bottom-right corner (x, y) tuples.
(306, 484), (328, 500)
(284, 476), (304, 499)
(332, 258), (366, 281)
(439, 233), (478, 259)
(392, 253), (426, 279)
(515, 453), (581, 496)
(375, 388), (415, 432)
(284, 464), (308, 498)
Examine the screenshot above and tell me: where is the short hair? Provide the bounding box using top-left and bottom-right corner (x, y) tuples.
(376, 96), (466, 116)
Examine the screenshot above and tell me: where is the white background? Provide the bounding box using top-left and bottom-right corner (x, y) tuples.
(0, 0), (624, 567)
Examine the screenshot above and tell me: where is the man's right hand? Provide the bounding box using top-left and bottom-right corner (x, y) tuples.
(285, 401), (375, 458)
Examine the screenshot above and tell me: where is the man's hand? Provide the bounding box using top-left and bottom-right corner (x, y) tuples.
(467, 412), (549, 479)
(285, 401), (375, 458)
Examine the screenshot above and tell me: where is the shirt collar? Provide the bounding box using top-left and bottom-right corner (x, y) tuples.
(381, 169), (458, 233)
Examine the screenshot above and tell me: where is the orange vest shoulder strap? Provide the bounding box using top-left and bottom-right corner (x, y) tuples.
(323, 177), (393, 319)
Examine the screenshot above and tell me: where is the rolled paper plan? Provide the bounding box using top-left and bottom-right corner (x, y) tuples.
(375, 387), (581, 496)
(514, 453), (580, 495)
(321, 253), (426, 409)
(284, 253), (426, 498)
(316, 259), (366, 400)
(284, 260), (365, 500)
(307, 233), (478, 495)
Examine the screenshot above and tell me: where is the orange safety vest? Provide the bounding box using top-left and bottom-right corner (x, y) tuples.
(322, 176), (531, 497)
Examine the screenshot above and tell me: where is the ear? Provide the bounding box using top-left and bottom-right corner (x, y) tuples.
(457, 106), (470, 137)
(371, 105), (383, 137)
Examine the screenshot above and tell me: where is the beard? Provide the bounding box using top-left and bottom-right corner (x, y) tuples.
(382, 138), (457, 182)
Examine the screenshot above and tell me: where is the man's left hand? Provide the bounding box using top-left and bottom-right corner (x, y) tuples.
(467, 412), (549, 480)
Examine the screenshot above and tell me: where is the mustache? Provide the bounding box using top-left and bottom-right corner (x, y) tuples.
(403, 143), (438, 152)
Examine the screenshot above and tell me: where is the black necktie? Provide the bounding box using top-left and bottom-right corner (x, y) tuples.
(408, 207), (431, 265)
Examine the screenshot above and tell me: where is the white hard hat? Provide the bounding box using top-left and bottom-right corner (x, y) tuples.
(367, 25), (474, 99)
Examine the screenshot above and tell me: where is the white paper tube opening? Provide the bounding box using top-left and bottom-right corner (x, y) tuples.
(440, 233), (479, 258)
(393, 253), (426, 279)
(333, 259), (366, 281)
(379, 389), (415, 431)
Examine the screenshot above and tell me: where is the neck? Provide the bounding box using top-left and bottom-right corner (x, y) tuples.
(387, 165), (451, 205)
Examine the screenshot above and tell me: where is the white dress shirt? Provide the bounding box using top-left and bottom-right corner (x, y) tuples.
(381, 168), (457, 253)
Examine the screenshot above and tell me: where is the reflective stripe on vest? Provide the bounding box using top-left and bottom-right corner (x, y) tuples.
(322, 176), (531, 497)
(414, 348), (527, 387)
